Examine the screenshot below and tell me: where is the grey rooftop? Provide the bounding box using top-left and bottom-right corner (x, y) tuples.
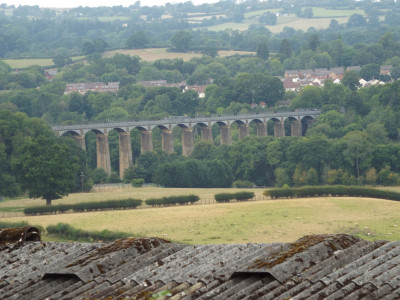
(1, 231), (400, 299)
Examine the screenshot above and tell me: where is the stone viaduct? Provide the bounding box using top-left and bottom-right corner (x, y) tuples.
(52, 110), (320, 178)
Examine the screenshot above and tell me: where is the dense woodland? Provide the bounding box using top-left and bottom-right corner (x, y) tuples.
(0, 0), (400, 202)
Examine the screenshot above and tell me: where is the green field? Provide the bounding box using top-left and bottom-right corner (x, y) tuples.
(103, 48), (255, 61)
(205, 16), (349, 33)
(2, 186), (400, 244)
(205, 6), (362, 33)
(78, 16), (131, 21)
(3, 58), (55, 69)
(310, 7), (365, 18)
(3, 55), (85, 69)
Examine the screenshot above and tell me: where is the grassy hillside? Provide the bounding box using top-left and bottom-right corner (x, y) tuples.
(2, 186), (400, 244)
(3, 55), (85, 69)
(103, 48), (255, 61)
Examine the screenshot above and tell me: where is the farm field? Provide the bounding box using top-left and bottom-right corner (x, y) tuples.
(205, 7), (359, 33)
(2, 186), (400, 244)
(103, 48), (255, 61)
(3, 55), (85, 69)
(3, 58), (55, 69)
(0, 186), (265, 212)
(310, 7), (364, 17)
(205, 16), (349, 33)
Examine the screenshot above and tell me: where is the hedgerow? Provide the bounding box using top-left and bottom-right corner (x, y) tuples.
(24, 198), (142, 215)
(214, 191), (255, 202)
(0, 221), (44, 233)
(145, 195), (200, 207)
(264, 185), (400, 201)
(46, 223), (130, 242)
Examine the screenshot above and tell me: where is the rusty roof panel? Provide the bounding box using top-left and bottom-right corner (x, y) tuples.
(0, 226), (40, 248)
(1, 234), (400, 299)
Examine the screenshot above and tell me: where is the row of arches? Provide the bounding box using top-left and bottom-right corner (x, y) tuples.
(60, 116), (315, 178)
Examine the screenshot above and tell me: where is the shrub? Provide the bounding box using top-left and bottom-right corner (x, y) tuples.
(234, 191), (255, 201)
(46, 223), (130, 242)
(131, 178), (145, 187)
(214, 193), (234, 202)
(145, 195), (200, 206)
(24, 198), (142, 215)
(145, 198), (163, 206)
(264, 185), (400, 201)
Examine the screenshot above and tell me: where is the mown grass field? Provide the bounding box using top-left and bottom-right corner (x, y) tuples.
(3, 58), (55, 69)
(0, 187), (265, 212)
(2, 186), (400, 244)
(103, 48), (255, 61)
(205, 6), (362, 33)
(205, 16), (349, 33)
(3, 55), (85, 69)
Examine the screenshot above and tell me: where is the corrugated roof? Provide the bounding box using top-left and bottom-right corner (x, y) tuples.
(1, 233), (400, 299)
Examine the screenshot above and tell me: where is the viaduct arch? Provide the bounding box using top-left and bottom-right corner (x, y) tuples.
(52, 110), (320, 178)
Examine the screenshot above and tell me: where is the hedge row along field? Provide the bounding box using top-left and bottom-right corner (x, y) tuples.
(264, 186), (400, 201)
(46, 223), (130, 242)
(145, 195), (200, 207)
(24, 198), (142, 215)
(214, 191), (255, 202)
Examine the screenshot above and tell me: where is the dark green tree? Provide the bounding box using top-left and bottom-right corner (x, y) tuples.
(53, 54), (72, 68)
(0, 142), (19, 197)
(341, 71), (360, 90)
(12, 136), (80, 205)
(279, 39), (292, 60)
(170, 30), (192, 52)
(126, 31), (149, 49)
(347, 14), (367, 27)
(256, 43), (269, 60)
(308, 33), (320, 51)
(359, 64), (380, 81)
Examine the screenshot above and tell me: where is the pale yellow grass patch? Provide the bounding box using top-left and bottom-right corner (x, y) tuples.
(103, 48), (203, 62)
(6, 195), (400, 244)
(205, 16), (348, 33)
(0, 186), (264, 209)
(103, 48), (255, 62)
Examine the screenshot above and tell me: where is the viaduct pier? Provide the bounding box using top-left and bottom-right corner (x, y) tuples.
(52, 110), (320, 178)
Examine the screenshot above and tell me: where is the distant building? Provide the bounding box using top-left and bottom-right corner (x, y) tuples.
(44, 70), (57, 81)
(184, 85), (208, 98)
(380, 65), (393, 76)
(64, 82), (120, 94)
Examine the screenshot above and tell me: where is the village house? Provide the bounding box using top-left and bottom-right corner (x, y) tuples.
(64, 82), (120, 95)
(380, 65), (393, 76)
(44, 70), (57, 81)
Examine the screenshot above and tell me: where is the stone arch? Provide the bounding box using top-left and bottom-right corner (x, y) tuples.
(249, 118), (267, 137)
(286, 116), (302, 137)
(301, 115), (316, 135)
(152, 125), (174, 154)
(173, 124), (194, 157)
(88, 128), (112, 175)
(270, 117), (286, 137)
(230, 119), (249, 140)
(214, 121), (232, 145)
(193, 122), (213, 143)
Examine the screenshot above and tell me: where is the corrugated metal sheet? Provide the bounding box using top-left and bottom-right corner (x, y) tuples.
(1, 233), (400, 299)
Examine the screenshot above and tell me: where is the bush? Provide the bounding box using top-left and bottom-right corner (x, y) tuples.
(46, 223), (130, 242)
(145, 195), (200, 206)
(234, 191), (255, 201)
(264, 185), (400, 201)
(215, 192), (255, 202)
(131, 178), (145, 187)
(24, 198), (142, 215)
(215, 193), (234, 202)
